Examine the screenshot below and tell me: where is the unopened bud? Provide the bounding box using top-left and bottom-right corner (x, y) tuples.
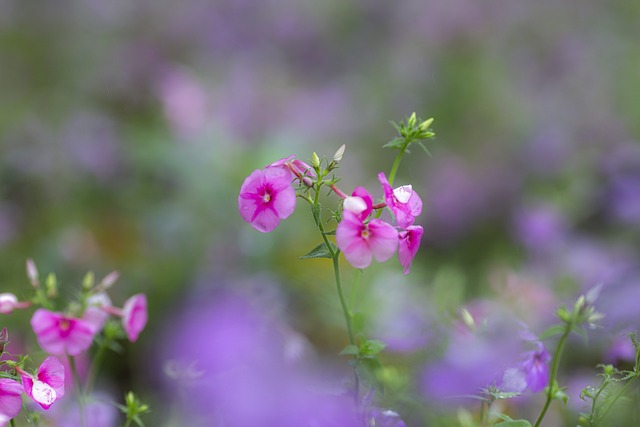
(419, 117), (434, 131)
(311, 152), (320, 169)
(302, 176), (314, 188)
(460, 308), (476, 331)
(45, 273), (58, 299)
(26, 259), (39, 288)
(99, 271), (119, 291)
(332, 144), (346, 163)
(0, 327), (8, 354)
(82, 271), (95, 290)
(408, 112), (417, 128)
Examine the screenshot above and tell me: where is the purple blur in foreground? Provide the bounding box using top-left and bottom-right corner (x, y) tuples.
(162, 290), (360, 427)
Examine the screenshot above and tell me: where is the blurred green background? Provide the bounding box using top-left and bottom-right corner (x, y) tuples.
(1, 0), (639, 425)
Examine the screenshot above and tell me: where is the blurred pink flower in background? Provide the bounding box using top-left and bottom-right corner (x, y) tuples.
(122, 294), (148, 343)
(31, 310), (95, 356)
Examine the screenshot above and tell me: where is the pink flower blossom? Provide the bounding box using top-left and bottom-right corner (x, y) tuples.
(0, 378), (23, 425)
(378, 172), (422, 228)
(398, 226), (424, 274)
(239, 167), (297, 233)
(18, 356), (65, 410)
(31, 309), (95, 356)
(336, 211), (398, 269)
(122, 294), (147, 342)
(342, 187), (373, 220)
(0, 293), (30, 314)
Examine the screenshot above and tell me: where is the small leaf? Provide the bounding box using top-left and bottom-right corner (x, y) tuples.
(539, 324), (566, 340)
(495, 421), (533, 427)
(339, 345), (360, 356)
(361, 339), (386, 357)
(299, 242), (337, 259)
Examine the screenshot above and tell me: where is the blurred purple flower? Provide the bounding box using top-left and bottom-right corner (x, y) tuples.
(52, 393), (118, 427)
(512, 203), (568, 253)
(421, 301), (527, 403)
(501, 341), (550, 393)
(161, 291), (360, 427)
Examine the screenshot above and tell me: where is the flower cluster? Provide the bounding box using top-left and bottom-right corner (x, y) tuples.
(336, 172), (423, 273)
(0, 260), (149, 425)
(238, 149), (424, 274)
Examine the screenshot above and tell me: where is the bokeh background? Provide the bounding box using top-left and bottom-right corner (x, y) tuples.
(1, 0), (639, 425)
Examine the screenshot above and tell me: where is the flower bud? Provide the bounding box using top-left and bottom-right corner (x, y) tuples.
(45, 273), (58, 299)
(311, 152), (320, 169)
(0, 327), (8, 354)
(302, 176), (314, 188)
(99, 271), (119, 291)
(82, 271), (95, 290)
(419, 117), (434, 131)
(26, 259), (39, 288)
(332, 144), (346, 163)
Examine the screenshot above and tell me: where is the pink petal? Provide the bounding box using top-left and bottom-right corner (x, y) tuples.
(249, 206), (281, 233)
(349, 187), (373, 220)
(0, 379), (23, 420)
(63, 320), (95, 356)
(398, 226), (424, 274)
(37, 357), (65, 399)
(336, 213), (373, 269)
(123, 294), (148, 342)
(367, 219), (399, 262)
(0, 294), (18, 314)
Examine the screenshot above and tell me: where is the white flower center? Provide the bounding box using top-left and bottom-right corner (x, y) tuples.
(32, 380), (56, 406)
(262, 193), (271, 203)
(343, 196), (367, 215)
(393, 185), (412, 204)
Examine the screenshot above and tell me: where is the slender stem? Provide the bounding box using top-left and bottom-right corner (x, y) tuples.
(534, 325), (572, 427)
(10, 418), (15, 427)
(69, 356), (86, 427)
(597, 375), (639, 422)
(332, 255), (354, 345)
(85, 338), (109, 394)
(388, 144), (408, 186)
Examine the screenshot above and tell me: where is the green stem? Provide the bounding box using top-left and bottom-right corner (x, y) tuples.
(597, 375), (639, 422)
(69, 356), (86, 427)
(387, 144), (408, 186)
(534, 324), (572, 427)
(332, 255), (354, 345)
(85, 338), (109, 394)
(10, 418), (15, 427)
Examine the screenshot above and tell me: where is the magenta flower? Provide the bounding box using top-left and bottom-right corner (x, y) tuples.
(0, 379), (23, 426)
(398, 225), (424, 274)
(0, 293), (30, 314)
(342, 186), (374, 220)
(378, 172), (422, 228)
(31, 309), (95, 356)
(18, 356), (65, 410)
(122, 294), (148, 342)
(336, 211), (398, 269)
(239, 167), (297, 233)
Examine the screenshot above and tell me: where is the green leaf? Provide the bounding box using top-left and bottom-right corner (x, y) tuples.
(339, 345), (360, 356)
(299, 242), (337, 259)
(495, 421), (533, 427)
(361, 339), (386, 357)
(538, 324), (566, 340)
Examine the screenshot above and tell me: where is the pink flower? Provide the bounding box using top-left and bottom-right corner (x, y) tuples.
(122, 294), (147, 342)
(378, 172), (422, 228)
(31, 309), (95, 356)
(0, 378), (23, 425)
(398, 226), (424, 274)
(18, 356), (65, 410)
(0, 293), (30, 314)
(336, 211), (398, 269)
(239, 167), (297, 233)
(342, 187), (373, 220)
